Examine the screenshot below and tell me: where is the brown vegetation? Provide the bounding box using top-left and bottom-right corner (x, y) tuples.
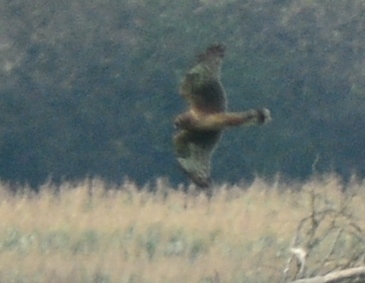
(0, 175), (364, 283)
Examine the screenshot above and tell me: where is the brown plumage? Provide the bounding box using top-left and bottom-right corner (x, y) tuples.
(173, 44), (271, 191)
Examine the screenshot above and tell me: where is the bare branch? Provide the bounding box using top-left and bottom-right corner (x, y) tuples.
(289, 266), (365, 283)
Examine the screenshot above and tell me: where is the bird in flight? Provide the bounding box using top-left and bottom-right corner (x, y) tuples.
(173, 43), (271, 193)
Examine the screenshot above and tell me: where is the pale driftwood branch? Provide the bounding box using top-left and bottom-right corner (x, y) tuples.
(289, 266), (365, 283)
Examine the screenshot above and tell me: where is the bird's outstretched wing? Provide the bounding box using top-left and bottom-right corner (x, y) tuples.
(179, 43), (227, 114)
(172, 109), (271, 188)
(173, 129), (221, 188)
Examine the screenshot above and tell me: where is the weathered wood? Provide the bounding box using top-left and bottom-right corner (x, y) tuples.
(289, 267), (365, 283)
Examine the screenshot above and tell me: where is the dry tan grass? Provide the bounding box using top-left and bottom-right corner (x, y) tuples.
(0, 175), (363, 283)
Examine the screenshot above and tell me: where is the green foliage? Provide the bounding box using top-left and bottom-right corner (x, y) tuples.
(72, 230), (100, 254)
(140, 225), (162, 260)
(190, 238), (209, 261)
(0, 0), (364, 188)
(40, 230), (70, 253)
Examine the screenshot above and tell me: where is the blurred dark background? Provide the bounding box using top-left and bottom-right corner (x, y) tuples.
(0, 0), (364, 188)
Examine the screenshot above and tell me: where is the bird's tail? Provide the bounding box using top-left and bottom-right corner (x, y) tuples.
(183, 109), (271, 131)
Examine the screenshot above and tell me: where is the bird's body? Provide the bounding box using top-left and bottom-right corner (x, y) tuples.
(173, 44), (271, 192)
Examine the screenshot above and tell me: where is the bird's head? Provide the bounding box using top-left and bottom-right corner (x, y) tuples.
(174, 113), (196, 130)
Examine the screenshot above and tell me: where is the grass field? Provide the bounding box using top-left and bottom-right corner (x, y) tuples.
(0, 175), (364, 283)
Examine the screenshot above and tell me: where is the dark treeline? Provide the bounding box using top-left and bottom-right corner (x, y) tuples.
(0, 0), (364, 188)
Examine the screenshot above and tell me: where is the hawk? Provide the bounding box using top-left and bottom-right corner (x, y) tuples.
(173, 43), (271, 191)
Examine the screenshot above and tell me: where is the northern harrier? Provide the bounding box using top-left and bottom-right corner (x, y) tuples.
(173, 44), (271, 191)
